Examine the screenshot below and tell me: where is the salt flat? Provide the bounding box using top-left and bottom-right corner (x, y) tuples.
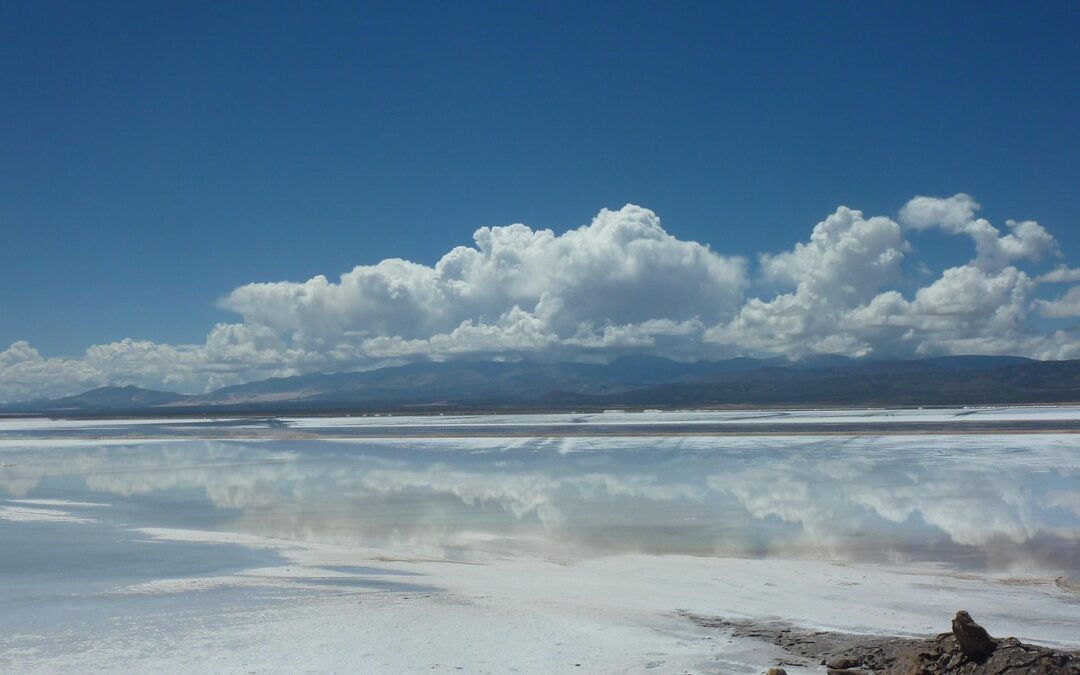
(1, 412), (1078, 673)
(282, 405), (1080, 429)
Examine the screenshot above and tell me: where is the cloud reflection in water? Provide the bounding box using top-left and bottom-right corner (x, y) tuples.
(1, 434), (1077, 573)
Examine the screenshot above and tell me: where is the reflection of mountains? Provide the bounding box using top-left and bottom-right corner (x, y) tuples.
(2, 436), (1078, 572)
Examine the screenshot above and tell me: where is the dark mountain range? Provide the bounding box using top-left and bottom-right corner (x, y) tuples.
(3, 354), (1075, 415)
(546, 358), (1078, 408)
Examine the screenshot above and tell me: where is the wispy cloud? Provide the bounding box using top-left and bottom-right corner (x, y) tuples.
(1037, 265), (1080, 284)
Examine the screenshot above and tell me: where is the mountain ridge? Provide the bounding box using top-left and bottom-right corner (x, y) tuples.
(3, 354), (1074, 415)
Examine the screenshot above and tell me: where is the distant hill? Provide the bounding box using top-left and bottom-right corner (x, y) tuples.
(27, 385), (190, 410)
(0, 385), (199, 414)
(5, 354), (1078, 415)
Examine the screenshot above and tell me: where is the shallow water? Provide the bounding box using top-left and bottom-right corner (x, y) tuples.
(3, 417), (1080, 672)
(2, 422), (1078, 576)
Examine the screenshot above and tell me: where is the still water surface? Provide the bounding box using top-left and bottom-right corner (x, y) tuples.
(2, 427), (1078, 577)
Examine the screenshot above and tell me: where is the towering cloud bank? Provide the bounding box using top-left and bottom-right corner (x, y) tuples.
(2, 195), (1078, 401)
(219, 205), (746, 359)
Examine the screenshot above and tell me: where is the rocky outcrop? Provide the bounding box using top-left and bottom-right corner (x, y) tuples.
(687, 610), (1080, 674)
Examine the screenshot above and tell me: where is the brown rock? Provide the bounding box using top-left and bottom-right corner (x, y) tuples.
(684, 610), (1080, 674)
(764, 669), (788, 675)
(826, 656), (863, 669)
(951, 610), (996, 662)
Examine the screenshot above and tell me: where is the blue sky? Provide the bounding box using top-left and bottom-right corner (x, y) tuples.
(1, 1), (1078, 399)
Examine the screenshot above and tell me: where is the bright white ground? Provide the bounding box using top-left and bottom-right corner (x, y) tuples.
(3, 518), (1077, 674)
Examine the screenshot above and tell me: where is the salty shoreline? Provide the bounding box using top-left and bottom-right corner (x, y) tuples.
(4, 405), (1080, 442)
(6, 424), (1080, 442)
(6, 516), (1079, 674)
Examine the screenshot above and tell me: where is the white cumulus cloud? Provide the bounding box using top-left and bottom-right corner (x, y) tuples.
(899, 193), (1058, 270)
(708, 205), (909, 357)
(221, 205), (746, 351)
(1, 195), (1077, 401)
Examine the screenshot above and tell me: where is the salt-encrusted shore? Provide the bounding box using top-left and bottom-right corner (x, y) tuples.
(5, 514), (1078, 674)
(4, 406), (1080, 443)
